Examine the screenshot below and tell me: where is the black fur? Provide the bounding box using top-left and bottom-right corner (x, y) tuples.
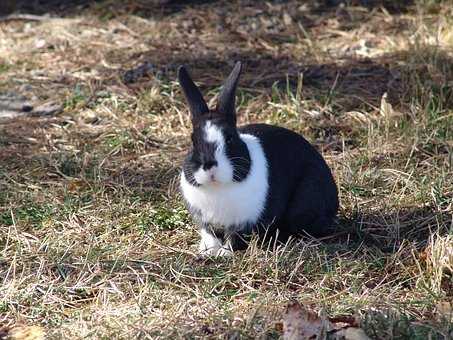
(178, 66), (209, 120)
(216, 62), (242, 125)
(239, 123), (339, 240)
(182, 112), (251, 185)
(178, 62), (339, 251)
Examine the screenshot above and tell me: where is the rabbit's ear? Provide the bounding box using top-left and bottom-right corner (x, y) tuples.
(217, 62), (242, 124)
(178, 66), (209, 120)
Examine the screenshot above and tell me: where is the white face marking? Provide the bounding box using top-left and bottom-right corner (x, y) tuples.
(181, 133), (268, 228)
(192, 121), (234, 186)
(204, 120), (223, 144)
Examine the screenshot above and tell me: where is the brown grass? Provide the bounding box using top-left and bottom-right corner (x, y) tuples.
(0, 0), (452, 339)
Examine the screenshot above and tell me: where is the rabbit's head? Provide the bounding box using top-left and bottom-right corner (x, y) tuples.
(178, 62), (251, 186)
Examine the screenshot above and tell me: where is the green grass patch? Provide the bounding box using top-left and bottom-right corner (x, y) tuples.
(0, 203), (53, 229)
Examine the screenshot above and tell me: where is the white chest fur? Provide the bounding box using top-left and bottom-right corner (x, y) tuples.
(180, 133), (269, 228)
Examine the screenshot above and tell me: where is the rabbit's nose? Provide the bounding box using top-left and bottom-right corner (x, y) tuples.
(202, 160), (218, 170)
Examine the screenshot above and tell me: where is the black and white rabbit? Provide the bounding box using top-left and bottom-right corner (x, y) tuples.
(178, 62), (339, 256)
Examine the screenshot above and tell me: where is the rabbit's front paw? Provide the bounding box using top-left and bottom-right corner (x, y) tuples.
(199, 244), (222, 256)
(199, 228), (222, 256)
(216, 246), (233, 257)
(198, 229), (234, 257)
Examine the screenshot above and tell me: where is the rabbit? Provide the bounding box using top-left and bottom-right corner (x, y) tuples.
(178, 62), (339, 256)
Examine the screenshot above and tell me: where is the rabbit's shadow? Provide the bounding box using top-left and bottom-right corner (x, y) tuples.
(328, 206), (452, 253)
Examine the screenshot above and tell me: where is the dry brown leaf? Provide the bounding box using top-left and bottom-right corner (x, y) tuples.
(8, 325), (45, 340)
(332, 327), (371, 340)
(380, 92), (393, 118)
(380, 92), (404, 120)
(67, 179), (87, 192)
(435, 301), (453, 322)
(329, 315), (360, 328)
(282, 302), (371, 340)
(0, 326), (10, 339)
(283, 302), (331, 340)
(283, 12), (293, 26)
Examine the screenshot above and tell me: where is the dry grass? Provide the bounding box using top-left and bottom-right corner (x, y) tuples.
(0, 0), (452, 339)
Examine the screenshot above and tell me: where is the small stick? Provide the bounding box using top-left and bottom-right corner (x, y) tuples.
(0, 13), (53, 22)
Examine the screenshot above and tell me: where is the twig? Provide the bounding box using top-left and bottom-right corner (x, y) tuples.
(0, 13), (53, 22)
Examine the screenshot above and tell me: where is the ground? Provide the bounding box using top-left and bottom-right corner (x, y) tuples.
(0, 0), (452, 339)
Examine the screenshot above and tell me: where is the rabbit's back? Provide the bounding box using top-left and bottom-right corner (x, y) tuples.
(239, 123), (339, 233)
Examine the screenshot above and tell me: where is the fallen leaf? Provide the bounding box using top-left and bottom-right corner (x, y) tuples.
(283, 12), (292, 26)
(435, 301), (453, 322)
(283, 301), (331, 340)
(34, 39), (47, 49)
(9, 325), (45, 340)
(67, 179), (86, 192)
(329, 315), (360, 328)
(275, 321), (284, 333)
(0, 325), (10, 339)
(282, 302), (371, 340)
(31, 102), (62, 116)
(380, 92), (403, 121)
(380, 92), (393, 118)
(332, 327), (371, 340)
